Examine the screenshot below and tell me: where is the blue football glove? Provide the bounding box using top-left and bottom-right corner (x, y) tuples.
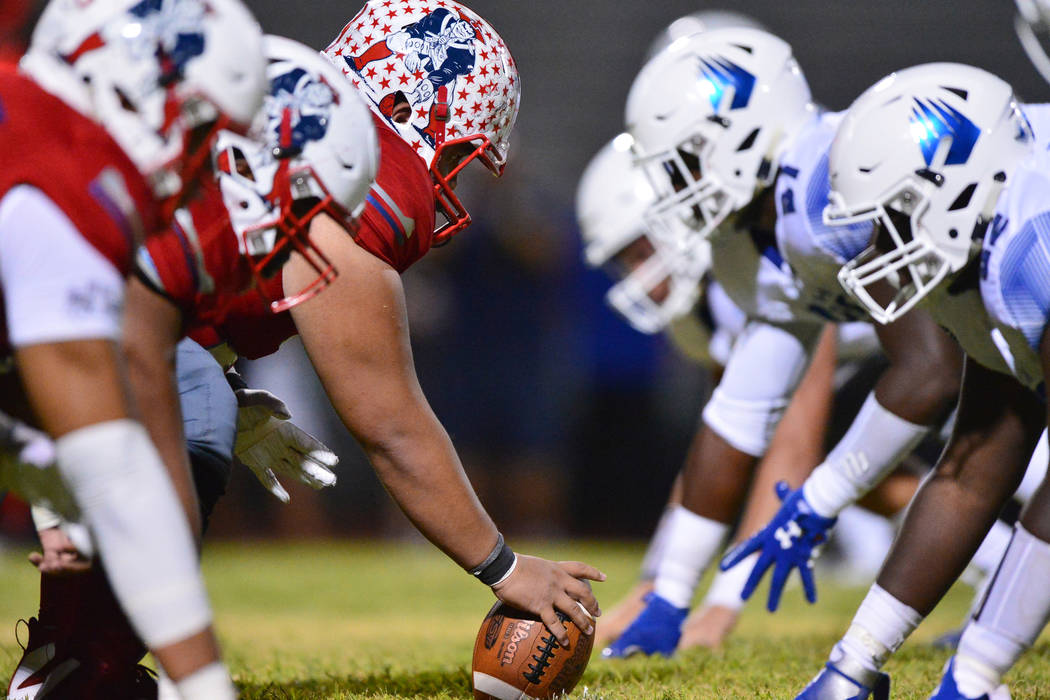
(719, 481), (837, 612)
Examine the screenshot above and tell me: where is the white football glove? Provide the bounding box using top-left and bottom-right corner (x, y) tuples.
(0, 413), (78, 522)
(233, 388), (338, 503)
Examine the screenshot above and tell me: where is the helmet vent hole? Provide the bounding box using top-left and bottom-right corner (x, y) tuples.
(948, 228), (959, 239)
(948, 183), (977, 211)
(731, 43), (754, 54)
(231, 147), (255, 181)
(943, 86), (969, 100)
(114, 87), (137, 113)
(736, 128), (759, 152)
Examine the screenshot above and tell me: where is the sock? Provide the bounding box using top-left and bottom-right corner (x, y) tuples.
(173, 661), (236, 700)
(37, 572), (83, 636)
(837, 584), (922, 672)
(652, 506), (728, 608)
(639, 507), (675, 582)
(352, 42), (393, 71)
(701, 552), (757, 611)
(954, 524), (1050, 696)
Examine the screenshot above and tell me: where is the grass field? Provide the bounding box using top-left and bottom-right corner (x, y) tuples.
(1, 540), (1049, 699)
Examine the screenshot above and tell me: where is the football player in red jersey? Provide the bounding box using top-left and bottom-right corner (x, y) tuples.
(15, 6), (600, 692)
(0, 0), (266, 697)
(6, 35), (379, 699)
(189, 0), (602, 645)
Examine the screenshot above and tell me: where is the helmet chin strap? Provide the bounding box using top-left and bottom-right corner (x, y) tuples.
(968, 170), (1008, 251)
(756, 125), (785, 185)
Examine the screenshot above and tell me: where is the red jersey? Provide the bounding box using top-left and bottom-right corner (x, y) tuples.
(0, 65), (160, 351)
(186, 114), (437, 360)
(136, 183), (255, 329)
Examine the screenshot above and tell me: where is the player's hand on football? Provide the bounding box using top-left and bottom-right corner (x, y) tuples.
(491, 555), (605, 646)
(29, 527), (91, 575)
(718, 481), (837, 612)
(233, 388), (339, 503)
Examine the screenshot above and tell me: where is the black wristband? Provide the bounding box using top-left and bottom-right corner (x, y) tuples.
(470, 533), (517, 586)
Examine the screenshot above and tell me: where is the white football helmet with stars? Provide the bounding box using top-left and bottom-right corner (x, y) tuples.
(323, 0), (520, 244)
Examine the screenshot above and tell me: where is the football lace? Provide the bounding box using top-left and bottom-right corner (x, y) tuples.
(522, 611), (569, 685)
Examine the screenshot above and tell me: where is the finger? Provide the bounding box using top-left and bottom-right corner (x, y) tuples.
(556, 561), (606, 582)
(775, 480), (792, 501)
(56, 553), (92, 575)
(739, 549), (774, 602)
(800, 561), (818, 604)
(540, 607), (570, 647)
(563, 576), (600, 618)
(719, 536), (762, 571)
(556, 595), (595, 638)
(767, 561), (792, 613)
(260, 468), (290, 503)
(28, 552), (43, 568)
(298, 459), (338, 489)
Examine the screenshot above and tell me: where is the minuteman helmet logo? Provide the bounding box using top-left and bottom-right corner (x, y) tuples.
(265, 67), (338, 156)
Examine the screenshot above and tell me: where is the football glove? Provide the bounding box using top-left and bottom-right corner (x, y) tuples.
(234, 388), (338, 503)
(719, 481), (836, 612)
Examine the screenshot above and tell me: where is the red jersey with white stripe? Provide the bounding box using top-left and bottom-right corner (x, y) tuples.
(0, 65), (159, 352)
(182, 114), (437, 359)
(136, 183), (255, 329)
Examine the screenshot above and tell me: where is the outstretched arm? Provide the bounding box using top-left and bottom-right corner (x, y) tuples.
(284, 215), (602, 644)
(122, 276), (202, 538)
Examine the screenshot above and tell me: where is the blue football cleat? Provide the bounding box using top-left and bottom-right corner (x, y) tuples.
(600, 593), (687, 658)
(796, 655), (890, 700)
(928, 658), (1011, 700)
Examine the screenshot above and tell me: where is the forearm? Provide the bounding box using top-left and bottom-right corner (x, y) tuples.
(126, 342), (201, 538)
(361, 407), (498, 570)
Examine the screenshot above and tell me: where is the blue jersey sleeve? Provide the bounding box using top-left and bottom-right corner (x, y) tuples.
(997, 211), (1050, 350)
(805, 153), (872, 264)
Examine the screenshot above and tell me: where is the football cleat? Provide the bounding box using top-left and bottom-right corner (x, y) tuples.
(7, 617), (79, 700)
(796, 654), (890, 700)
(600, 593), (687, 658)
(6, 617), (157, 700)
(928, 658), (1011, 700)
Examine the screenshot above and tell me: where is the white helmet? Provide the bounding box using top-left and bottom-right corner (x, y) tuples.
(213, 35), (379, 313)
(323, 0), (520, 244)
(825, 63), (1035, 325)
(645, 10), (767, 61)
(22, 0), (265, 211)
(577, 134), (707, 333)
(1017, 0), (1050, 83)
(626, 28), (814, 254)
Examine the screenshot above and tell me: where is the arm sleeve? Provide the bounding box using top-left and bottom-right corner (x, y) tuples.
(702, 319), (823, 457)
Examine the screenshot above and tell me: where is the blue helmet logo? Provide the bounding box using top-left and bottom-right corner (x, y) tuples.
(127, 0), (207, 79)
(909, 98), (980, 167)
(697, 57), (756, 112)
(266, 68), (336, 154)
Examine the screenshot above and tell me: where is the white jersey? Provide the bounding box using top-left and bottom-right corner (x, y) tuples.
(776, 111), (874, 324)
(711, 111), (871, 326)
(960, 142), (1050, 394)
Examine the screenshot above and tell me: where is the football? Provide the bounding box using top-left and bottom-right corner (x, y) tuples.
(471, 601), (594, 700)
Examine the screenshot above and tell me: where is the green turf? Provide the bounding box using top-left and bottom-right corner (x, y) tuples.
(1, 540), (1048, 698)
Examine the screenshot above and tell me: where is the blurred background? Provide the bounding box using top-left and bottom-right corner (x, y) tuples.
(1, 0), (1047, 545)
